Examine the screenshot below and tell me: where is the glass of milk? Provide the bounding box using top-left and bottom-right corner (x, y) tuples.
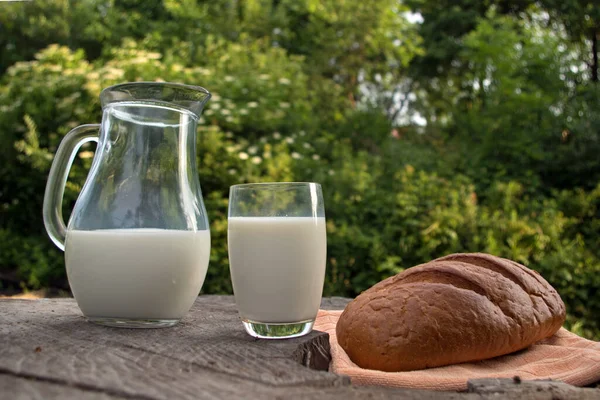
(228, 182), (326, 339)
(43, 82), (212, 328)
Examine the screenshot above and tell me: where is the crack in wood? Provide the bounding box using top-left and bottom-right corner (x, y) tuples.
(0, 367), (152, 400)
(101, 338), (346, 389)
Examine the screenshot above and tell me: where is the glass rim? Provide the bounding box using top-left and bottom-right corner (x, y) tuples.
(230, 182), (321, 190)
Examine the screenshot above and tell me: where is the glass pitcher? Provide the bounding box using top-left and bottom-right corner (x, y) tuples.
(43, 82), (212, 328)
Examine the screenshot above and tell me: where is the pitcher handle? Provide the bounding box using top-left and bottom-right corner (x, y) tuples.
(43, 124), (100, 251)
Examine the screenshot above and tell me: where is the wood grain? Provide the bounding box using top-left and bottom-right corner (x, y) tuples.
(0, 296), (598, 399)
(467, 378), (600, 399)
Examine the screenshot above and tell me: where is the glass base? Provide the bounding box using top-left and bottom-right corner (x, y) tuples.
(242, 319), (314, 339)
(87, 316), (180, 328)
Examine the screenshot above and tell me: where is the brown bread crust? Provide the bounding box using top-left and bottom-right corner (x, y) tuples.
(336, 253), (566, 372)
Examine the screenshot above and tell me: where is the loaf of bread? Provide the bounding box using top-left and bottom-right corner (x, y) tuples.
(336, 253), (566, 372)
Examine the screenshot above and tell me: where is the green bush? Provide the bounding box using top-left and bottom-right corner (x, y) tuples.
(0, 229), (65, 290)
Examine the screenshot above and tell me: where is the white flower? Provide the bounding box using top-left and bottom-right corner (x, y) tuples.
(204, 109), (214, 116)
(259, 137), (267, 143)
(211, 94), (222, 101)
(225, 116), (234, 122)
(105, 67), (125, 80)
(273, 132), (281, 139)
(291, 152), (302, 159)
(279, 102), (290, 108)
(278, 78), (291, 85)
(299, 130), (306, 136)
(221, 109), (231, 115)
(247, 102), (259, 108)
(198, 117), (206, 124)
(79, 151), (95, 159)
(303, 143), (311, 149)
(248, 146), (258, 155)
(312, 154), (320, 161)
(251, 156), (262, 165)
(259, 74), (270, 80)
(328, 169), (335, 176)
(285, 137), (295, 144)
(239, 108), (249, 115)
(225, 132), (234, 138)
(130, 57), (148, 64)
(224, 75), (235, 82)
(263, 151), (272, 159)
(238, 152), (249, 160)
(226, 146), (235, 153)
(228, 169), (237, 175)
(209, 102), (221, 110)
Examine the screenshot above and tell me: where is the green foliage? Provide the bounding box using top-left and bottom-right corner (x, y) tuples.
(540, 85), (600, 189)
(1, 0), (599, 341)
(0, 229), (65, 290)
(538, 0), (599, 81)
(405, 1), (530, 82)
(445, 15), (565, 187)
(414, 13), (599, 194)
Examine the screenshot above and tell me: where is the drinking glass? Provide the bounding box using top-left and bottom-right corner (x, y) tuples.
(228, 182), (326, 339)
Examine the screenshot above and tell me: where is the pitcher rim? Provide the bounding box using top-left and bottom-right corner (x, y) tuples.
(100, 82), (212, 117)
(101, 81), (211, 97)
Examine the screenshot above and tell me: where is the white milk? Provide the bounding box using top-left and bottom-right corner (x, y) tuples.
(227, 217), (326, 323)
(65, 229), (210, 320)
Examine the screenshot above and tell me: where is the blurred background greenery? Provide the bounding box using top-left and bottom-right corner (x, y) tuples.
(0, 0), (598, 339)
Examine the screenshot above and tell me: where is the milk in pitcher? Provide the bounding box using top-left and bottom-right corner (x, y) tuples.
(65, 229), (210, 321)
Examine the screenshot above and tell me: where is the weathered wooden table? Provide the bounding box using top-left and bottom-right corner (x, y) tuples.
(1, 296), (599, 399)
